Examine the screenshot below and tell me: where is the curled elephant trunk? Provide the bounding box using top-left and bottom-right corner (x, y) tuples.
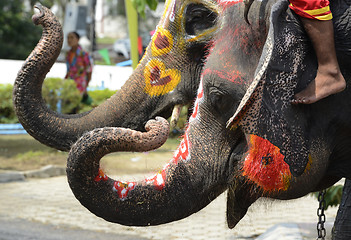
(67, 117), (225, 226)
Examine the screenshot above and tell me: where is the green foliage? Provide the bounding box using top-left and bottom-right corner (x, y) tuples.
(97, 37), (116, 45)
(42, 78), (116, 114)
(313, 184), (344, 210)
(89, 89), (116, 105)
(0, 80), (117, 123)
(29, 0), (55, 9)
(0, 0), (43, 59)
(15, 150), (47, 161)
(0, 84), (18, 123)
(42, 78), (82, 114)
(78, 88), (116, 113)
(132, 0), (158, 18)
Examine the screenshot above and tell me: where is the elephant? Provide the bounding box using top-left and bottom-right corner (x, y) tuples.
(65, 0), (351, 235)
(13, 0), (219, 151)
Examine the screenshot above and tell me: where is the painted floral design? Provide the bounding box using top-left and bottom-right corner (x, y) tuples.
(113, 181), (137, 200)
(94, 168), (108, 182)
(242, 134), (291, 191)
(145, 170), (167, 191)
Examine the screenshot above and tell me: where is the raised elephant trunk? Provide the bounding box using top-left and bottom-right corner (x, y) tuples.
(13, 4), (67, 148)
(67, 116), (229, 225)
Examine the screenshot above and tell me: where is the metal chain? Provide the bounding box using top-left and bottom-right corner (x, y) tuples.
(316, 190), (327, 240)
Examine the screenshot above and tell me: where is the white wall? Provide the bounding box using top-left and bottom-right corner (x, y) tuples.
(0, 59), (133, 91)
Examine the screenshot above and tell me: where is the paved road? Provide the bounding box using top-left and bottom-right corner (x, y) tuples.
(0, 175), (339, 239)
(0, 216), (149, 240)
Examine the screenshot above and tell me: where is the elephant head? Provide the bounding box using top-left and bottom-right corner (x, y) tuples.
(66, 0), (272, 227)
(13, 0), (219, 151)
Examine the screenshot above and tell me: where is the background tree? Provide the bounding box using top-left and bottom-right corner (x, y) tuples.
(0, 0), (43, 59)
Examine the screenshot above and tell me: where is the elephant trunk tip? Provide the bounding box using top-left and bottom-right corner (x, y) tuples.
(32, 4), (45, 25)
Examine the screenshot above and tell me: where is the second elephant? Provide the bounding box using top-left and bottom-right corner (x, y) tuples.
(13, 0), (219, 151)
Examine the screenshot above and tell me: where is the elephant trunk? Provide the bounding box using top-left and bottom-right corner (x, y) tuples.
(12, 5), (159, 151)
(67, 117), (226, 226)
(13, 4), (82, 151)
(13, 4), (68, 147)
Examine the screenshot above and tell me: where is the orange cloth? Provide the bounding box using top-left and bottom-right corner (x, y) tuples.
(289, 0), (333, 20)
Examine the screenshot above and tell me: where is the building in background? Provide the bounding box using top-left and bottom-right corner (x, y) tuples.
(61, 0), (96, 53)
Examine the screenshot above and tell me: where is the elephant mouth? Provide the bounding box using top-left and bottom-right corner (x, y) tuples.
(150, 101), (194, 130)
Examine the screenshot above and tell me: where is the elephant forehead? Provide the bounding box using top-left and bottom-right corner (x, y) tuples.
(160, 0), (219, 28)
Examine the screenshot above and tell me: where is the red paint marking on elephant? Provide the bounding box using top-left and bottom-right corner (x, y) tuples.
(190, 79), (204, 122)
(172, 131), (191, 164)
(94, 168), (108, 182)
(113, 181), (136, 200)
(142, 129), (191, 191)
(155, 32), (170, 50)
(217, 0), (243, 8)
(150, 66), (172, 86)
(202, 68), (244, 84)
(169, 0), (176, 22)
(233, 25), (265, 55)
(145, 170), (167, 190)
(141, 80), (200, 190)
(243, 135), (291, 192)
(212, 30), (233, 56)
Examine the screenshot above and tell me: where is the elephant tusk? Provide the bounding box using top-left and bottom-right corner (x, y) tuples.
(170, 104), (183, 129)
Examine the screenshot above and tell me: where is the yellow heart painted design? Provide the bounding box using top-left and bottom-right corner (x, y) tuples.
(151, 26), (173, 57)
(144, 59), (181, 97)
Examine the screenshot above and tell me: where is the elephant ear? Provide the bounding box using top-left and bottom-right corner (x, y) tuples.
(228, 0), (316, 177)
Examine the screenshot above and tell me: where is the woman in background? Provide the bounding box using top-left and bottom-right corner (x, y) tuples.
(65, 31), (93, 99)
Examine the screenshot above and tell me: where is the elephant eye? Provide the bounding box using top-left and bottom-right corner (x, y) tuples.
(185, 4), (217, 36)
(209, 89), (229, 113)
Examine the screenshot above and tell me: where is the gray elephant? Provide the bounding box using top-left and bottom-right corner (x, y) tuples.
(13, 0), (219, 151)
(66, 0), (351, 236)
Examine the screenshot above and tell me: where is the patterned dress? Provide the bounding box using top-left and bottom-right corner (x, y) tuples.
(65, 45), (93, 94)
(289, 0), (332, 20)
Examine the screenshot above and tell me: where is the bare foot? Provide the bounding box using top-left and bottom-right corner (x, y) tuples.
(292, 66), (346, 104)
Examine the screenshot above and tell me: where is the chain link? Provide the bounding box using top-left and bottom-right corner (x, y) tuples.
(316, 190), (327, 240)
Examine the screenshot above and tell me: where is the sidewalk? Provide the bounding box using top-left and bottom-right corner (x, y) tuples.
(0, 172), (338, 239)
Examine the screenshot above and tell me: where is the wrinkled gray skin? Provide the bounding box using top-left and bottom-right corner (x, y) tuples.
(67, 0), (351, 235)
(13, 1), (219, 151)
